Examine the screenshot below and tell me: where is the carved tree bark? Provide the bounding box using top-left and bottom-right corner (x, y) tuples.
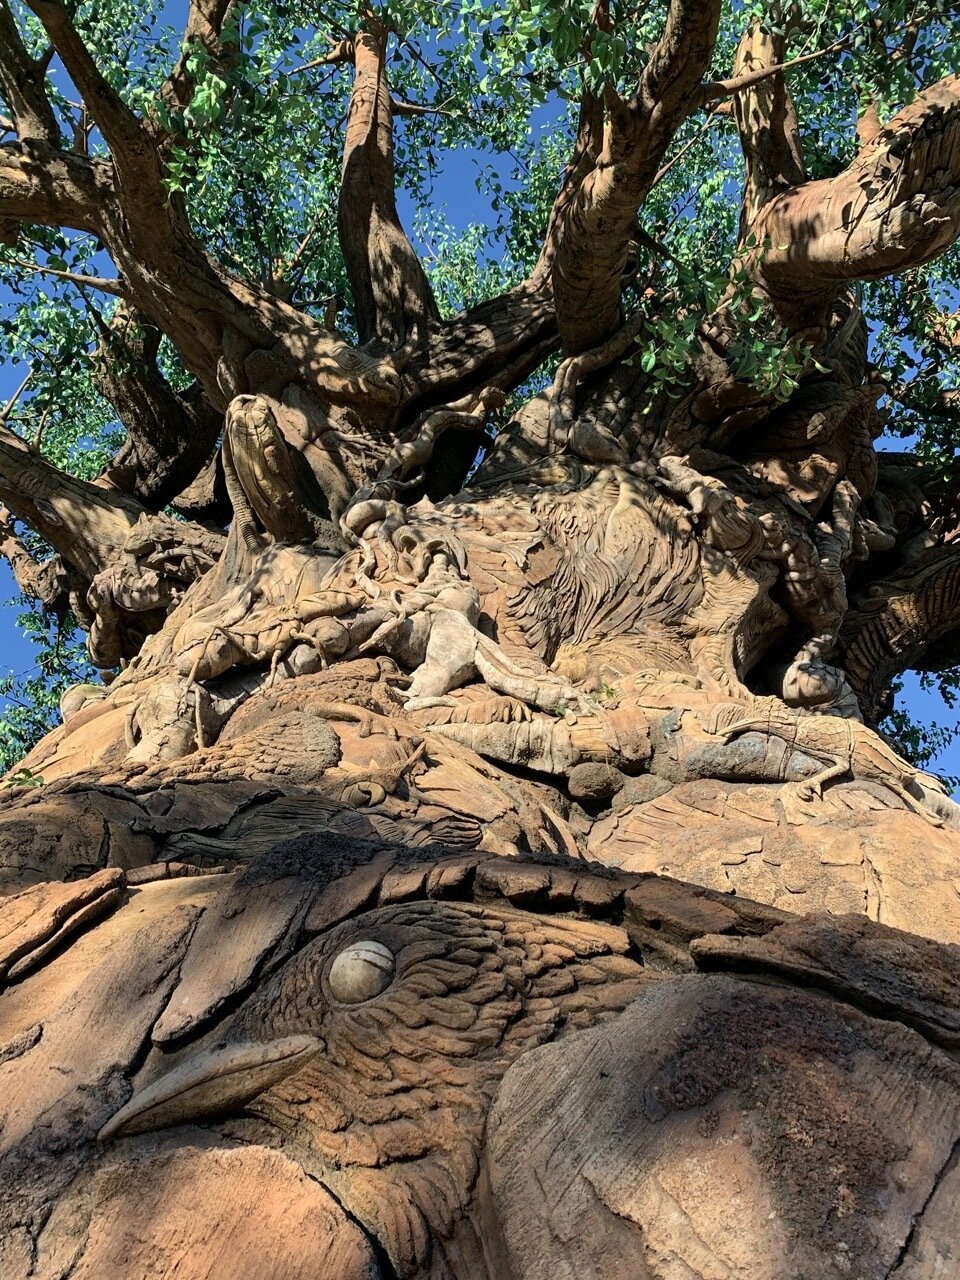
(0, 2), (958, 911)
(4, 6), (960, 1271)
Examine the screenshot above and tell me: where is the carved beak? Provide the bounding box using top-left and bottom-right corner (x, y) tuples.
(98, 1035), (323, 1142)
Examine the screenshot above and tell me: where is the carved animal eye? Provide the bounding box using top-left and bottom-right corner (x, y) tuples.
(327, 940), (396, 1003)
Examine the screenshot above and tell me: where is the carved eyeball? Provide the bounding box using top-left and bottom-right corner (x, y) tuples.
(327, 940), (396, 1003)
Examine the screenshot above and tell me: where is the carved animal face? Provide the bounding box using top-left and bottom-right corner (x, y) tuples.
(102, 899), (649, 1278)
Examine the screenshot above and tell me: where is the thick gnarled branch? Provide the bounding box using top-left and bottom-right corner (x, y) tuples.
(0, 0), (60, 145)
(841, 544), (960, 723)
(338, 24), (439, 349)
(544, 0), (722, 354)
(27, 0), (179, 230)
(750, 74), (960, 307)
(0, 143), (107, 240)
(0, 419), (148, 580)
(91, 304), (223, 508)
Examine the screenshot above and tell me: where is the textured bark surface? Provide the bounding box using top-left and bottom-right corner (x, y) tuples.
(1, 837), (960, 1279)
(4, 3), (960, 1272)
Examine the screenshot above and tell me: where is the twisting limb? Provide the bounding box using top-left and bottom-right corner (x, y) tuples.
(532, 88), (605, 285)
(90, 305), (223, 508)
(0, 0), (60, 145)
(0, 143), (107, 239)
(543, 0), (722, 353)
(0, 418), (145, 580)
(840, 544), (960, 723)
(395, 280), (558, 412)
(549, 311), (646, 461)
(376, 387), (506, 486)
(338, 19), (439, 348)
(749, 74), (960, 307)
(0, 505), (65, 609)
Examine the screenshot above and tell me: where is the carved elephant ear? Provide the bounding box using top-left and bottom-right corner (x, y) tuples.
(484, 973), (960, 1279)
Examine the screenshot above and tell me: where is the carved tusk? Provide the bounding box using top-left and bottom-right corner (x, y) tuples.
(98, 1035), (322, 1142)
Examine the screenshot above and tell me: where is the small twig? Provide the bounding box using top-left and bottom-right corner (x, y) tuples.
(6, 255), (126, 296)
(285, 38), (354, 77)
(653, 103), (728, 186)
(390, 96), (457, 118)
(284, 225), (317, 277)
(697, 35), (853, 108)
(33, 403), (53, 451)
(0, 369), (32, 422)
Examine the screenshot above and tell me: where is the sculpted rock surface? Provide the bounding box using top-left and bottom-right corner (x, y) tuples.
(3, 654), (960, 943)
(1, 833), (959, 1279)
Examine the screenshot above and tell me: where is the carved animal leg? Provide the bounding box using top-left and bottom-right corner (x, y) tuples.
(891, 783), (944, 827)
(792, 756), (849, 802)
(475, 635), (586, 715)
(403, 608), (480, 705)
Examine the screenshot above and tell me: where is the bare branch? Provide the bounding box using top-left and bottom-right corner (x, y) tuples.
(338, 22), (440, 349)
(389, 97), (456, 118)
(698, 34), (851, 110)
(0, 0), (60, 145)
(286, 39), (355, 78)
(751, 73), (960, 303)
(5, 253), (126, 296)
(0, 368), (32, 420)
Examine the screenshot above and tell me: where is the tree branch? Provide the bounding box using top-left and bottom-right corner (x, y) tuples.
(0, 418), (145, 580)
(730, 20), (805, 234)
(0, 504), (66, 611)
(0, 0), (60, 145)
(0, 142), (108, 239)
(337, 22), (440, 348)
(751, 73), (960, 305)
(841, 543), (960, 722)
(545, 0), (722, 353)
(90, 304), (223, 509)
(26, 0), (182, 244)
(6, 253), (126, 296)
(158, 0), (241, 119)
(396, 280), (558, 413)
(698, 34), (851, 110)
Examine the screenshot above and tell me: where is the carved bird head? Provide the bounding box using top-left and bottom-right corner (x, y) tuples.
(100, 897), (651, 1278)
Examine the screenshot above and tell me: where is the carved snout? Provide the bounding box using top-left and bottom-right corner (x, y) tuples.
(98, 1034), (322, 1142)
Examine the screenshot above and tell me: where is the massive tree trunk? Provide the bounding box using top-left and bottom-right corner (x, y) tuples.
(4, 4), (960, 1273)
